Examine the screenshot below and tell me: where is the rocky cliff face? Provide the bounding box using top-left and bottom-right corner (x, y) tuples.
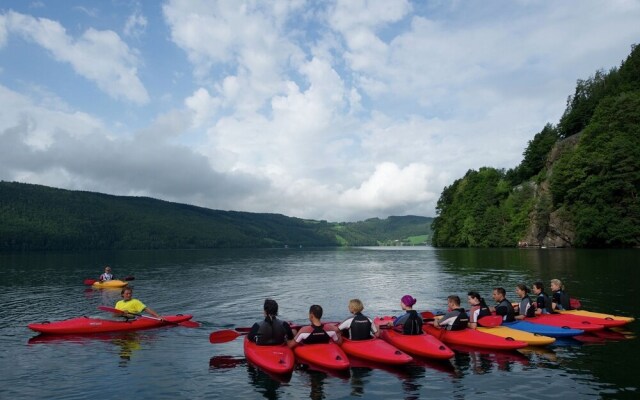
(520, 134), (581, 247)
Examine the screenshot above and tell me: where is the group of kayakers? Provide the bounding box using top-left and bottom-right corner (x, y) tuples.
(246, 278), (574, 347)
(98, 265), (164, 322)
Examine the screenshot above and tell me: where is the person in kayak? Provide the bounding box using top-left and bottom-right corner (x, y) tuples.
(247, 299), (295, 346)
(532, 281), (553, 314)
(338, 298), (379, 340)
(490, 287), (516, 322)
(388, 295), (423, 335)
(115, 287), (163, 321)
(467, 291), (491, 329)
(550, 279), (573, 311)
(289, 304), (342, 348)
(99, 266), (114, 282)
(433, 295), (469, 331)
(514, 284), (536, 319)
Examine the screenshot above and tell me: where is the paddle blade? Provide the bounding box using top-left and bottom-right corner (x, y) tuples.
(84, 279), (97, 285)
(209, 330), (242, 344)
(179, 320), (201, 328)
(570, 298), (582, 309)
(421, 311), (435, 320)
(124, 275), (135, 281)
(478, 315), (503, 327)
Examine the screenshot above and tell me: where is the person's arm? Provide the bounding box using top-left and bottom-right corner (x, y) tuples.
(247, 323), (260, 342)
(144, 307), (163, 320)
(328, 325), (343, 345)
(369, 318), (379, 338)
(288, 326), (309, 348)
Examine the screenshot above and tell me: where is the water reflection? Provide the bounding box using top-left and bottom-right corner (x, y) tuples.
(449, 345), (530, 375)
(28, 332), (143, 365)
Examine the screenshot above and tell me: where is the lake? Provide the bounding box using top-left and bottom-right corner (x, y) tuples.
(0, 247), (638, 399)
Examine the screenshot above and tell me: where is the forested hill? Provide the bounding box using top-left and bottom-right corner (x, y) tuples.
(0, 181), (432, 250)
(432, 44), (640, 248)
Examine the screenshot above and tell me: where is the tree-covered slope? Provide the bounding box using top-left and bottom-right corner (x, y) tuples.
(432, 44), (640, 248)
(0, 181), (432, 250)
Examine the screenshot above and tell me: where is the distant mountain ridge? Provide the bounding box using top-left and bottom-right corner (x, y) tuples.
(0, 181), (432, 250)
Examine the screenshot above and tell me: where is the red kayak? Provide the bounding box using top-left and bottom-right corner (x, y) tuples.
(28, 315), (193, 335)
(293, 342), (350, 371)
(243, 337), (295, 375)
(523, 314), (604, 331)
(423, 324), (528, 351)
(552, 312), (628, 328)
(374, 316), (454, 360)
(341, 337), (413, 365)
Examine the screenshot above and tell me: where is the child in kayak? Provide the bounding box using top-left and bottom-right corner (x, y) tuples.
(467, 291), (491, 329)
(490, 287), (516, 322)
(514, 284), (536, 319)
(433, 295), (469, 331)
(389, 295), (423, 335)
(247, 299), (295, 346)
(338, 298), (378, 340)
(550, 279), (573, 311)
(289, 304), (342, 347)
(115, 287), (163, 321)
(99, 266), (114, 282)
(532, 281), (553, 314)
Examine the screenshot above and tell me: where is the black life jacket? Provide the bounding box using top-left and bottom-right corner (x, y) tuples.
(348, 313), (373, 341)
(496, 299), (516, 322)
(254, 317), (287, 345)
(448, 307), (469, 331)
(519, 296), (537, 318)
(302, 324), (331, 344)
(536, 292), (553, 314)
(555, 290), (573, 310)
(402, 310), (423, 335)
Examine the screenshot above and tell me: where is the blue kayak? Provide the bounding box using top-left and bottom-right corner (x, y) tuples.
(503, 320), (584, 338)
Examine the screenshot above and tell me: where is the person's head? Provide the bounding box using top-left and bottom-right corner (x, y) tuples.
(105, 266), (112, 273)
(401, 295), (417, 309)
(532, 281), (544, 294)
(309, 304), (323, 320)
(550, 279), (563, 292)
(467, 291), (483, 306)
(263, 299), (278, 317)
(447, 295), (461, 308)
(492, 287), (506, 301)
(121, 287), (133, 300)
(515, 284), (530, 298)
(348, 299), (364, 314)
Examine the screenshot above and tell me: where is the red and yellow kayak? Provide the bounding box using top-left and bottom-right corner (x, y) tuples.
(340, 337), (413, 365)
(557, 310), (633, 327)
(243, 337), (295, 375)
(293, 342), (350, 370)
(423, 324), (528, 350)
(374, 316), (454, 359)
(523, 314), (604, 331)
(28, 314), (193, 335)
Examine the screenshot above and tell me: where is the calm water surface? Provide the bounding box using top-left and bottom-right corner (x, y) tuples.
(0, 247), (638, 399)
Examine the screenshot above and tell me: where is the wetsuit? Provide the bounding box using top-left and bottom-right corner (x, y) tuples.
(99, 273), (113, 281)
(294, 324), (339, 344)
(536, 291), (553, 314)
(552, 290), (573, 310)
(438, 307), (469, 331)
(393, 310), (423, 335)
(518, 296), (536, 318)
(247, 317), (294, 345)
(470, 304), (491, 324)
(495, 298), (516, 322)
(338, 312), (377, 340)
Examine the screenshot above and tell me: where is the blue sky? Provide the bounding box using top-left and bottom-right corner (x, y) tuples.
(1, 0), (639, 221)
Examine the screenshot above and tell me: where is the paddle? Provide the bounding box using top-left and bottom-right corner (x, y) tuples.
(98, 306), (200, 328)
(210, 329), (244, 344)
(477, 315), (503, 327)
(570, 298), (582, 309)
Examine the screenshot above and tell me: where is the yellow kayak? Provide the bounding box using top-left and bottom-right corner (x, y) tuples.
(92, 279), (128, 289)
(477, 326), (556, 346)
(558, 310), (635, 324)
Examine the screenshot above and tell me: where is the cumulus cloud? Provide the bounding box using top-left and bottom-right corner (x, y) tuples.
(3, 11), (149, 104)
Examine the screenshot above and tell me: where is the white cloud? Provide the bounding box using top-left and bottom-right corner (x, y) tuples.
(124, 11), (148, 38)
(4, 11), (149, 104)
